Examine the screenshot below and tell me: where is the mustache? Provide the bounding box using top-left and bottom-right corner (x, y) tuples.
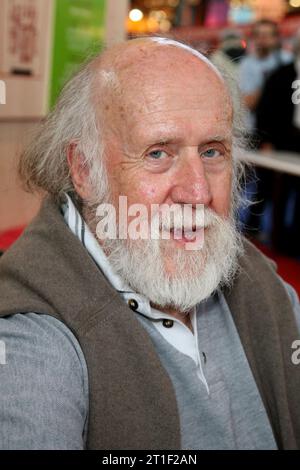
(151, 207), (223, 232)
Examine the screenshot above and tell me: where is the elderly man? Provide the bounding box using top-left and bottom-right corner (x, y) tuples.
(0, 38), (299, 450)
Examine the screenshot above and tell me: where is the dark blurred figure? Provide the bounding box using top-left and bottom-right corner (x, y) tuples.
(256, 32), (300, 151)
(254, 32), (300, 256)
(211, 30), (246, 77)
(239, 19), (292, 135)
(239, 20), (293, 244)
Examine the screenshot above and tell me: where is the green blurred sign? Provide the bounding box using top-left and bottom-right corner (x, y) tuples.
(50, 0), (106, 107)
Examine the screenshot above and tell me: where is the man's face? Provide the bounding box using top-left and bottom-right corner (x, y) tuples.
(89, 44), (242, 310)
(254, 24), (279, 56)
(102, 46), (233, 250)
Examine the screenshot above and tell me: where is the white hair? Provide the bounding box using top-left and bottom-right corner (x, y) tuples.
(18, 62), (109, 205)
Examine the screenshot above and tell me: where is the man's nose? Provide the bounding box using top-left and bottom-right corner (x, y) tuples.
(170, 151), (212, 207)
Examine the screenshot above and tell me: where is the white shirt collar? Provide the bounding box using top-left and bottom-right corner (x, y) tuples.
(62, 193), (131, 293)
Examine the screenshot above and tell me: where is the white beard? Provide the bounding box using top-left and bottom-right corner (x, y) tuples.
(102, 207), (244, 313)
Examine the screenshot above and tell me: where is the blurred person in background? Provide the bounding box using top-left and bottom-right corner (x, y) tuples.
(211, 30), (246, 78)
(239, 19), (293, 136)
(256, 30), (300, 153)
(239, 20), (293, 240)
(255, 31), (300, 256)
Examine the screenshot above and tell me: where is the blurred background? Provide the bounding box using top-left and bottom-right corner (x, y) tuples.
(1, 0), (300, 293)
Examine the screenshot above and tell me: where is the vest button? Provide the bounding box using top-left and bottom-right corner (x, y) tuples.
(128, 298), (138, 311)
(162, 319), (174, 328)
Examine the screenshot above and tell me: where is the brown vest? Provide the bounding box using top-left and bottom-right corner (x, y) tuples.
(0, 197), (299, 449)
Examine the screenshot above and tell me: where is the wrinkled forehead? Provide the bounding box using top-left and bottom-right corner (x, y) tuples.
(150, 37), (222, 78)
(97, 41), (232, 126)
(111, 40), (223, 87)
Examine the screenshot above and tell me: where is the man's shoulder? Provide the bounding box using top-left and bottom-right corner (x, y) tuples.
(280, 280), (300, 333)
(0, 312), (88, 379)
(237, 239), (300, 326)
(240, 237), (277, 272)
(0, 196), (115, 327)
(0, 312), (89, 449)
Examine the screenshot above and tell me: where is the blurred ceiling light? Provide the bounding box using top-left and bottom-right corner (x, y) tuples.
(129, 8), (144, 22)
(290, 0), (300, 7)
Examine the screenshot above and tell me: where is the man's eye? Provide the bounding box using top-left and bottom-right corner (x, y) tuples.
(201, 148), (221, 159)
(148, 149), (168, 160)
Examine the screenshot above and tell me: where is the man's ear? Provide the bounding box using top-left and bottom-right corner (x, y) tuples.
(67, 142), (91, 200)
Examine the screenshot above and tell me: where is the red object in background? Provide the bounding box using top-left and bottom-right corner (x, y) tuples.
(0, 226), (25, 251)
(204, 0), (229, 28)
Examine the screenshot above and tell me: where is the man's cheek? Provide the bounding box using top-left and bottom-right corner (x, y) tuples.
(136, 181), (160, 202)
(210, 187), (231, 217)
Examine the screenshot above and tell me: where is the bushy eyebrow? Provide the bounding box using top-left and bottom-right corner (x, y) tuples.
(145, 134), (232, 148)
(202, 135), (232, 146)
